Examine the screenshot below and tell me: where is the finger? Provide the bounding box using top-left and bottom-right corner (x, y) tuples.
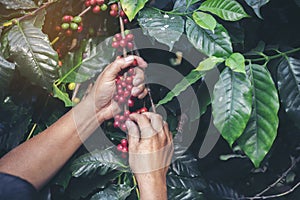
(137, 88), (148, 99)
(103, 55), (145, 79)
(129, 113), (155, 138)
(126, 120), (140, 147)
(132, 67), (144, 86)
(141, 112), (164, 135)
(163, 122), (172, 142)
(131, 84), (145, 97)
(134, 56), (148, 69)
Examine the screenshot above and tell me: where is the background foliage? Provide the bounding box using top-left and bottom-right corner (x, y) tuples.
(0, 0), (299, 199)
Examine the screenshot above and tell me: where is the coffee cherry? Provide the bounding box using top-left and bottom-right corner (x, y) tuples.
(128, 99), (134, 107)
(124, 110), (131, 117)
(126, 84), (133, 91)
(111, 41), (120, 48)
(123, 18), (129, 24)
(120, 124), (127, 132)
(96, 0), (105, 5)
(128, 68), (135, 75)
(122, 146), (128, 153)
(68, 82), (76, 90)
(114, 33), (122, 41)
(124, 30), (130, 35)
(115, 115), (121, 121)
(114, 95), (120, 101)
(93, 5), (101, 13)
(123, 90), (130, 98)
(101, 4), (108, 11)
(117, 88), (124, 95)
(125, 76), (133, 84)
(90, 0), (96, 6)
(120, 10), (126, 18)
(119, 39), (127, 48)
(85, 0), (90, 7)
(132, 59), (138, 66)
(118, 96), (125, 104)
(109, 10), (118, 17)
(63, 15), (73, 22)
(70, 23), (78, 30)
(110, 3), (118, 11)
(77, 26), (83, 33)
(65, 29), (73, 37)
(117, 144), (123, 151)
(127, 42), (134, 50)
(55, 25), (61, 32)
(73, 97), (80, 104)
(114, 121), (120, 128)
(139, 107), (148, 113)
(73, 16), (82, 23)
(121, 139), (128, 147)
(126, 33), (134, 42)
(61, 23), (70, 30)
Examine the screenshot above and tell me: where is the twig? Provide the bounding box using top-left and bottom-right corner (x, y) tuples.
(147, 87), (156, 113)
(78, 6), (91, 17)
(118, 2), (127, 57)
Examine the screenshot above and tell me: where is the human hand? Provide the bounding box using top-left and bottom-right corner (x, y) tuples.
(126, 112), (173, 200)
(85, 55), (147, 122)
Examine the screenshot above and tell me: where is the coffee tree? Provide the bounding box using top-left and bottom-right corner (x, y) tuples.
(0, 0), (299, 199)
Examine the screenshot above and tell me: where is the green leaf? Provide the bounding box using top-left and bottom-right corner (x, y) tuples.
(277, 57), (300, 127)
(138, 8), (185, 50)
(238, 64), (279, 167)
(90, 184), (133, 200)
(0, 0), (37, 10)
(173, 0), (201, 12)
(212, 67), (252, 146)
(225, 53), (246, 74)
(59, 37), (116, 83)
(192, 11), (217, 31)
(70, 149), (128, 177)
(0, 56), (15, 100)
(196, 56), (224, 71)
(199, 0), (249, 21)
(157, 69), (205, 106)
(168, 188), (205, 200)
(244, 0), (270, 19)
(7, 22), (58, 91)
(186, 18), (232, 58)
(53, 83), (73, 107)
(120, 0), (149, 21)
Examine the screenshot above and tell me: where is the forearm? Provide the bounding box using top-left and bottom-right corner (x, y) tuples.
(137, 173), (168, 200)
(0, 97), (103, 189)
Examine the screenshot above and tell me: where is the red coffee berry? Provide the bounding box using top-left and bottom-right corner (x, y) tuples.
(128, 68), (135, 75)
(55, 25), (61, 32)
(122, 146), (128, 153)
(124, 110), (131, 117)
(114, 121), (120, 128)
(128, 99), (134, 107)
(90, 0), (96, 5)
(111, 41), (120, 48)
(121, 81), (127, 88)
(109, 10), (118, 17)
(123, 90), (130, 98)
(120, 124), (127, 132)
(126, 34), (134, 42)
(121, 139), (128, 147)
(123, 18), (129, 24)
(77, 26), (83, 33)
(120, 10), (126, 18)
(93, 5), (101, 13)
(96, 0), (104, 5)
(126, 84), (133, 91)
(110, 3), (118, 11)
(63, 15), (73, 22)
(117, 88), (124, 95)
(127, 42), (134, 50)
(115, 115), (120, 121)
(114, 95), (120, 101)
(65, 29), (73, 37)
(118, 96), (125, 104)
(119, 39), (127, 48)
(117, 144), (123, 151)
(125, 76), (133, 84)
(139, 107), (148, 113)
(119, 115), (126, 122)
(114, 33), (122, 41)
(85, 0), (90, 7)
(132, 59), (138, 66)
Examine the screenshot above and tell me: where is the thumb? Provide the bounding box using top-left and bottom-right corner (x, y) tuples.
(103, 56), (135, 78)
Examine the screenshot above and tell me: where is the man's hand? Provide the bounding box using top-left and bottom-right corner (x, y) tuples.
(85, 55), (148, 122)
(126, 112), (174, 200)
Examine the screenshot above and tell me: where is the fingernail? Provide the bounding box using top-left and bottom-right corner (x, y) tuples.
(124, 56), (134, 63)
(131, 87), (140, 96)
(133, 78), (141, 86)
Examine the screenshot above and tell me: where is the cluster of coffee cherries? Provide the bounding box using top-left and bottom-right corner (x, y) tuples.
(109, 3), (129, 24)
(117, 139), (128, 153)
(85, 0), (108, 13)
(59, 15), (83, 37)
(111, 31), (134, 51)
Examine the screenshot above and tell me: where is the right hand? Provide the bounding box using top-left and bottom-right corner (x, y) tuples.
(126, 112), (174, 182)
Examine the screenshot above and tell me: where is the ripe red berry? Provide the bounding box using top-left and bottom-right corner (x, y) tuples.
(123, 90), (130, 98)
(126, 84), (133, 91)
(117, 144), (123, 151)
(117, 89), (124, 95)
(120, 123), (127, 132)
(96, 0), (104, 5)
(114, 121), (120, 128)
(126, 34), (134, 42)
(122, 146), (128, 153)
(63, 15), (72, 22)
(114, 33), (122, 41)
(65, 29), (73, 37)
(128, 68), (135, 75)
(110, 10), (118, 17)
(55, 25), (61, 32)
(128, 99), (134, 107)
(119, 115), (126, 122)
(111, 41), (119, 48)
(120, 10), (126, 18)
(115, 115), (120, 121)
(139, 107), (148, 113)
(125, 76), (133, 84)
(77, 26), (83, 33)
(121, 81), (127, 88)
(123, 18), (129, 24)
(121, 139), (128, 147)
(110, 3), (118, 11)
(114, 95), (120, 101)
(85, 0), (90, 7)
(127, 42), (134, 50)
(132, 59), (138, 66)
(124, 110), (131, 117)
(118, 96), (125, 104)
(119, 39), (127, 48)
(93, 5), (101, 13)
(90, 0), (96, 5)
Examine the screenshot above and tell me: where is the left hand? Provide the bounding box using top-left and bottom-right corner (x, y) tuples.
(85, 55), (148, 122)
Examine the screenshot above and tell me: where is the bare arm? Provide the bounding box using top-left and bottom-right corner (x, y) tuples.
(0, 55), (147, 190)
